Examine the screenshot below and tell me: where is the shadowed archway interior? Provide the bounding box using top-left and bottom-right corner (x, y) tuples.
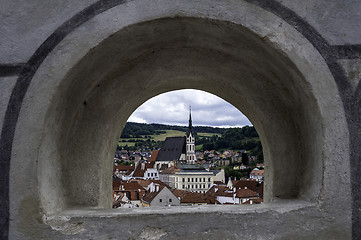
(38, 17), (322, 215)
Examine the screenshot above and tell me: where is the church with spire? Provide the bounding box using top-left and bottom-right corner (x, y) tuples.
(154, 106), (197, 169)
(186, 106), (196, 164)
(154, 106), (226, 192)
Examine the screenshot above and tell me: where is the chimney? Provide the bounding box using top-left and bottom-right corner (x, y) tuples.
(156, 185), (159, 192)
(141, 163), (145, 170)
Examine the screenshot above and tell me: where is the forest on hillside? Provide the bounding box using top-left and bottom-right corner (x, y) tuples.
(119, 122), (263, 162)
(120, 122), (225, 138)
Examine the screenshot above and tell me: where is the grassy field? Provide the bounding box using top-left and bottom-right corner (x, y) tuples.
(118, 130), (222, 148)
(152, 130), (186, 141)
(117, 141), (136, 147)
(197, 132), (221, 137)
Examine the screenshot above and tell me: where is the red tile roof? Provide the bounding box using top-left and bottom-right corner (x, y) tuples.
(235, 188), (258, 198)
(131, 179), (168, 189)
(206, 185), (233, 198)
(250, 170), (264, 176)
(232, 179), (264, 198)
(148, 150), (159, 162)
(172, 189), (218, 204)
(141, 185), (166, 203)
(120, 181), (144, 191)
(132, 162), (155, 177)
(113, 165), (135, 174)
(113, 180), (121, 191)
(161, 166), (181, 174)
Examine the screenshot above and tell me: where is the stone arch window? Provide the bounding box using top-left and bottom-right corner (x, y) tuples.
(8, 2), (348, 236)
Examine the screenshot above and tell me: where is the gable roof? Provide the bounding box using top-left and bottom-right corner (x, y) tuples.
(156, 137), (186, 162)
(235, 188), (258, 198)
(250, 169), (264, 176)
(148, 150), (159, 162)
(172, 189), (219, 204)
(131, 179), (169, 189)
(141, 185), (176, 204)
(206, 185), (234, 197)
(132, 162), (155, 177)
(119, 181), (144, 191)
(113, 165), (134, 174)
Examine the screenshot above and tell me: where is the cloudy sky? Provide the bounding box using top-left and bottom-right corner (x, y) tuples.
(128, 89), (252, 128)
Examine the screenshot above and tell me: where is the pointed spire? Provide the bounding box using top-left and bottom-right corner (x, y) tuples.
(188, 106), (193, 136)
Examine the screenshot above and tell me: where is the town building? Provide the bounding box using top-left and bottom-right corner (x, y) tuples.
(172, 189), (219, 205)
(249, 168), (264, 182)
(154, 107), (196, 169)
(141, 184), (180, 207)
(206, 185), (260, 205)
(160, 165), (225, 193)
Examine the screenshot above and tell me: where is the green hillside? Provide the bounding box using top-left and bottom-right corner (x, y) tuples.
(117, 122), (263, 162)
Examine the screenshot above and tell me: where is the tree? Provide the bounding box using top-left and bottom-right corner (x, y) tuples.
(241, 152), (249, 166)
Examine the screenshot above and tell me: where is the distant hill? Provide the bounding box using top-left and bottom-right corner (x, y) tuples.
(119, 122), (262, 162)
(120, 122), (226, 138)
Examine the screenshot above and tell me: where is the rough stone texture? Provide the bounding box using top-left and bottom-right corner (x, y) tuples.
(0, 77), (17, 130)
(275, 0), (361, 45)
(0, 0), (360, 239)
(338, 59), (361, 92)
(0, 0), (98, 63)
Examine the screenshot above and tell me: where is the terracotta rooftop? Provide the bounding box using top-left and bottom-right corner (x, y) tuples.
(141, 185), (173, 203)
(148, 150), (159, 162)
(131, 179), (168, 189)
(250, 169), (264, 176)
(161, 166), (181, 174)
(235, 188), (258, 198)
(232, 179), (264, 198)
(119, 181), (144, 191)
(113, 165), (134, 174)
(132, 162), (155, 177)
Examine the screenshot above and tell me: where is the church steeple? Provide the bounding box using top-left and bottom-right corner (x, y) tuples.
(186, 106), (196, 164)
(187, 106), (193, 137)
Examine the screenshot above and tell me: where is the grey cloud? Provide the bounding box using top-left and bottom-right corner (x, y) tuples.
(128, 89), (252, 127)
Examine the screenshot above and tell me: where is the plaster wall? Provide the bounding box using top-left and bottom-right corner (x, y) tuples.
(0, 0), (360, 239)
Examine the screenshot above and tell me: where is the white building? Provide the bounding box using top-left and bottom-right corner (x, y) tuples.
(161, 167), (225, 193)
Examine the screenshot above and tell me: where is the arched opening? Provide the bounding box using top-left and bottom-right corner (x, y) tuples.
(36, 17), (325, 215)
(112, 89), (264, 207)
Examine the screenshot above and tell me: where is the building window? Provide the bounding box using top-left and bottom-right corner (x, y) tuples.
(203, 178), (205, 182)
(195, 178), (197, 182)
(183, 185), (185, 189)
(160, 199), (162, 202)
(188, 178), (190, 182)
(192, 178), (194, 182)
(182, 178), (185, 182)
(208, 178), (211, 182)
(169, 198), (172, 202)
